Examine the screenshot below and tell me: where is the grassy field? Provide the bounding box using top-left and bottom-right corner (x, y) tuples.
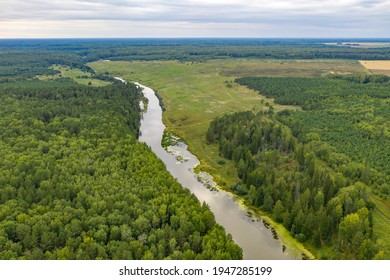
(360, 60), (390, 76)
(38, 65), (111, 86)
(216, 59), (365, 77)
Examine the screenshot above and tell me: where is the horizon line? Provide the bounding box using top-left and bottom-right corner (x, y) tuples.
(1, 37), (390, 40)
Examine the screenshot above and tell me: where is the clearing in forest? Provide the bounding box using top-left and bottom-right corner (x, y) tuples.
(38, 65), (111, 86)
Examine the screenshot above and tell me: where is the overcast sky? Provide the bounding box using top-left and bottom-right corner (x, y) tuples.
(1, 0), (389, 38)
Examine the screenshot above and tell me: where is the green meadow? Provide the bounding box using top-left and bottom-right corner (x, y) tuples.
(89, 59), (365, 187)
(38, 65), (111, 87)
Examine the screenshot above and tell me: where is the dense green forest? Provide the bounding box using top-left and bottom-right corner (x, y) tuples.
(207, 111), (384, 259)
(206, 74), (390, 259)
(235, 76), (390, 182)
(0, 78), (241, 259)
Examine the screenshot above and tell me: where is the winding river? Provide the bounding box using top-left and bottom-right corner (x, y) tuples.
(136, 82), (292, 260)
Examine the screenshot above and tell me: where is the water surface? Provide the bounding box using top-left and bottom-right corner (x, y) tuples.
(137, 83), (291, 260)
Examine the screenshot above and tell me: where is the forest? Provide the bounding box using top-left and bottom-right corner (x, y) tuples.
(206, 74), (390, 259)
(207, 110), (384, 259)
(2, 38), (390, 63)
(1, 39), (389, 260)
(0, 77), (241, 259)
(0, 50), (90, 82)
(235, 76), (390, 179)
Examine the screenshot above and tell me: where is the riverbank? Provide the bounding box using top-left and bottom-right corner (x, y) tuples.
(242, 200), (316, 260)
(159, 129), (315, 259)
(137, 83), (293, 259)
(194, 152), (315, 259)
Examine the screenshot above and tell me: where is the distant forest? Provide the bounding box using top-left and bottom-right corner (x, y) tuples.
(1, 38), (390, 64)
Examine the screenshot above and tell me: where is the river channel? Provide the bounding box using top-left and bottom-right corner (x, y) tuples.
(136, 82), (292, 260)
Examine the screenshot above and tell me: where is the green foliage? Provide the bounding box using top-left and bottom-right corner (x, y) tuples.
(155, 91), (166, 112)
(236, 76), (390, 181)
(236, 76), (390, 108)
(0, 80), (242, 260)
(207, 110), (384, 259)
(330, 74), (390, 84)
(0, 50), (90, 81)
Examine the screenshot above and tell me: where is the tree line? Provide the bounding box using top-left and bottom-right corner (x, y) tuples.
(2, 39), (390, 63)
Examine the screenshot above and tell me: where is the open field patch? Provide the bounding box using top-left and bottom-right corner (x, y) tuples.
(359, 60), (390, 76)
(218, 59), (365, 78)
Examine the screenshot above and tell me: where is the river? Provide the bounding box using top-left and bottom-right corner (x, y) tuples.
(136, 82), (292, 260)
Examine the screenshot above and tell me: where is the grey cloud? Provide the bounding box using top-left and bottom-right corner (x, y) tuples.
(0, 0), (389, 37)
(2, 0), (389, 22)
